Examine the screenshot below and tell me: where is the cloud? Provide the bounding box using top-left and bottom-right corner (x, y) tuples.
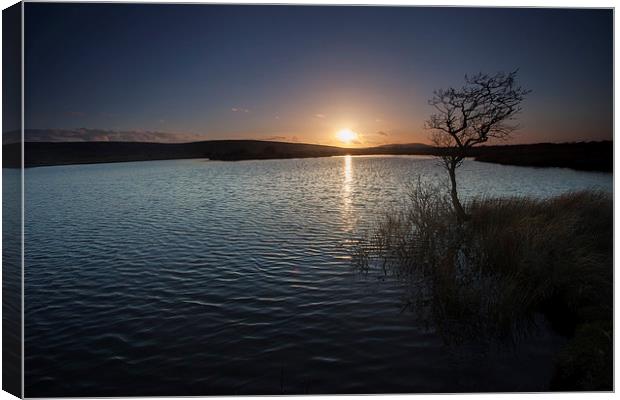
(315, 113), (326, 119)
(377, 131), (389, 136)
(22, 128), (207, 143)
(66, 111), (85, 117)
(232, 107), (250, 113)
(375, 118), (383, 122)
(265, 136), (287, 141)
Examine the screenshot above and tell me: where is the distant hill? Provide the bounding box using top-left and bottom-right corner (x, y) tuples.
(3, 140), (348, 168)
(2, 138), (612, 172)
(371, 143), (432, 150)
(471, 141), (613, 172)
(353, 143), (435, 155)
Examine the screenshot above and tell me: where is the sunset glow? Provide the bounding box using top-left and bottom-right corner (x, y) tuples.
(23, 5), (613, 145)
(336, 129), (359, 145)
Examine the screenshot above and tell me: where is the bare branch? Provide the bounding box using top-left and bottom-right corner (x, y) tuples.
(425, 70), (530, 158)
(424, 70), (529, 221)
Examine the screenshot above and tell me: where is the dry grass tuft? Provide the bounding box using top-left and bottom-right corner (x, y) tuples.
(354, 181), (612, 390)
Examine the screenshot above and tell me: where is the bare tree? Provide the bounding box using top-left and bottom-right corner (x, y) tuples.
(425, 70), (530, 221)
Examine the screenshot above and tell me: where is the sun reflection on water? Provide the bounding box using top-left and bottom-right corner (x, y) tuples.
(342, 155), (354, 233)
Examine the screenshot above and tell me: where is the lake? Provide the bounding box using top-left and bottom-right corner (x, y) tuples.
(21, 156), (612, 396)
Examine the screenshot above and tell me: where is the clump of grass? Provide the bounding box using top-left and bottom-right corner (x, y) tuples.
(551, 320), (612, 391)
(354, 181), (612, 390)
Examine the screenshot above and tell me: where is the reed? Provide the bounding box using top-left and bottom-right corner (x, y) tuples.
(354, 181), (612, 390)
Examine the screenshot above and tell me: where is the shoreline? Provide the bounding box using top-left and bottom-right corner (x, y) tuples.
(2, 140), (612, 172)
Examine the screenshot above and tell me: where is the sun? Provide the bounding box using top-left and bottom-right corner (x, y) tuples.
(336, 128), (359, 144)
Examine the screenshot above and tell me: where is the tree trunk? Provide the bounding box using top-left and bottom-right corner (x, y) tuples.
(448, 164), (468, 222)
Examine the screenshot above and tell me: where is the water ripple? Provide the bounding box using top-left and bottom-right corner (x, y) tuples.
(21, 156), (611, 396)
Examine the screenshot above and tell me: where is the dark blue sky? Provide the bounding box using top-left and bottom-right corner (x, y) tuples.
(25, 4), (612, 145)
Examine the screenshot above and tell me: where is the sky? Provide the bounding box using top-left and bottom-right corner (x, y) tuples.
(24, 4), (612, 147)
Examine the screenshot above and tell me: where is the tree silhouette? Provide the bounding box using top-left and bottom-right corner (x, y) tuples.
(426, 70), (530, 221)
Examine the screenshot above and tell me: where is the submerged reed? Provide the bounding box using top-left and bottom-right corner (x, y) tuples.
(354, 180), (612, 390)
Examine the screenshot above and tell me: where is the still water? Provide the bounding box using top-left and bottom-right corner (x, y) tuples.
(22, 156), (612, 396)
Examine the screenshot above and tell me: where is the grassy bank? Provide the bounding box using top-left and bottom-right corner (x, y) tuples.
(354, 183), (612, 391)
(472, 141), (612, 172)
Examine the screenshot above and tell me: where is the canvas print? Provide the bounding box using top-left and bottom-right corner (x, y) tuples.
(2, 2), (613, 397)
